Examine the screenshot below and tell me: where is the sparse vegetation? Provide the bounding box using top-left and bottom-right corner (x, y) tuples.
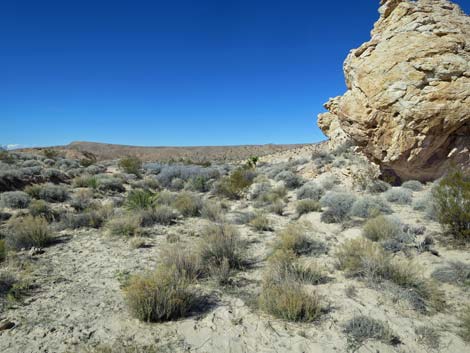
(431, 261), (470, 287)
(6, 215), (52, 250)
(160, 246), (203, 282)
(343, 315), (398, 347)
(106, 214), (141, 237)
(320, 191), (356, 223)
(362, 215), (402, 242)
(384, 187), (412, 204)
(172, 192), (202, 217)
(276, 222), (327, 256)
(201, 200), (224, 222)
(297, 182), (324, 201)
(118, 156), (142, 176)
(123, 266), (198, 322)
(249, 213), (272, 231)
(433, 170), (470, 241)
(459, 306), (470, 343)
(296, 199), (321, 216)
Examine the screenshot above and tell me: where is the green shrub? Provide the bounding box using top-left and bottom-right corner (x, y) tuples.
(6, 216), (52, 250)
(296, 199), (321, 216)
(125, 189), (156, 211)
(0, 191), (31, 209)
(106, 214), (141, 237)
(214, 167), (255, 199)
(118, 156), (142, 176)
(275, 222), (327, 256)
(433, 170), (470, 241)
(258, 279), (322, 322)
(198, 223), (245, 270)
(188, 176), (210, 192)
(172, 192), (202, 217)
(73, 174), (98, 189)
(362, 215), (402, 242)
(28, 200), (57, 222)
(123, 266), (197, 322)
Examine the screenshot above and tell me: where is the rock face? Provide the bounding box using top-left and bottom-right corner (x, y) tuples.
(318, 0), (470, 181)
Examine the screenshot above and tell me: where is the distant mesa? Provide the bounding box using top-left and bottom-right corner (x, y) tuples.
(318, 0), (470, 181)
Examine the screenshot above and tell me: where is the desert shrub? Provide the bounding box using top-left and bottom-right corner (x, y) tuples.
(276, 222), (327, 256)
(41, 168), (67, 181)
(384, 187), (412, 205)
(337, 238), (445, 313)
(413, 191), (438, 220)
(432, 170), (470, 241)
(362, 215), (402, 242)
(73, 174), (98, 189)
(123, 266), (197, 322)
(187, 175), (210, 192)
(258, 278), (322, 322)
(459, 306), (470, 342)
(70, 189), (95, 212)
(169, 178), (184, 191)
(350, 196), (392, 218)
(267, 249), (328, 285)
(140, 206), (179, 226)
(269, 200), (285, 215)
(249, 213), (272, 231)
(28, 200), (57, 222)
(201, 200), (224, 222)
(198, 223), (245, 270)
(415, 326), (440, 350)
(27, 183), (69, 203)
(106, 214), (141, 237)
(366, 179), (391, 193)
(343, 315), (398, 347)
(96, 175), (125, 193)
(118, 156), (142, 176)
(312, 151), (334, 167)
(320, 191), (356, 223)
(275, 170), (303, 189)
(0, 240), (5, 262)
(42, 148), (60, 159)
(248, 182), (272, 201)
(172, 192), (202, 217)
(401, 180), (423, 191)
(62, 210), (105, 229)
(160, 246), (203, 282)
(154, 190), (176, 206)
(214, 167), (255, 200)
(296, 199), (321, 216)
(0, 191), (31, 208)
(0, 271), (16, 298)
(297, 182), (324, 201)
(131, 176), (160, 191)
(257, 185), (287, 205)
(157, 164), (220, 188)
(143, 162), (163, 175)
(5, 216), (52, 250)
(431, 261), (470, 287)
(226, 211), (255, 225)
(125, 189), (156, 211)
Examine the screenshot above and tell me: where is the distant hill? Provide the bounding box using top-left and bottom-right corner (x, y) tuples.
(19, 141), (316, 163)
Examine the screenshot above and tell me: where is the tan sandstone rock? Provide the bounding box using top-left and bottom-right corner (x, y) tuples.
(318, 0), (470, 181)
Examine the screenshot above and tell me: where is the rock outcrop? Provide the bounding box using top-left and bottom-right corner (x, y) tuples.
(318, 0), (470, 181)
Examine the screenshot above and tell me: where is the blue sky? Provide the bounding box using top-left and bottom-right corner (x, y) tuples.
(2, 0), (469, 148)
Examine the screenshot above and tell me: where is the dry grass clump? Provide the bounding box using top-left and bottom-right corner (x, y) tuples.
(70, 189), (95, 211)
(268, 200), (285, 215)
(106, 214), (142, 237)
(28, 200), (58, 222)
(362, 215), (402, 242)
(0, 191), (31, 209)
(249, 213), (272, 231)
(201, 200), (225, 222)
(140, 206), (179, 226)
(172, 192), (202, 217)
(73, 174), (99, 189)
(336, 238), (445, 313)
(275, 222), (327, 256)
(6, 216), (52, 250)
(433, 170), (470, 242)
(198, 223), (245, 270)
(459, 306), (470, 342)
(160, 246), (203, 282)
(258, 279), (322, 322)
(415, 326), (441, 350)
(296, 199), (321, 216)
(123, 266), (198, 322)
(343, 315), (398, 347)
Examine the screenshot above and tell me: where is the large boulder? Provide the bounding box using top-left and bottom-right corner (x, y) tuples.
(318, 0), (470, 181)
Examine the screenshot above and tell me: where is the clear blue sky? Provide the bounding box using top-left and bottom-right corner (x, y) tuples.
(2, 0), (469, 148)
